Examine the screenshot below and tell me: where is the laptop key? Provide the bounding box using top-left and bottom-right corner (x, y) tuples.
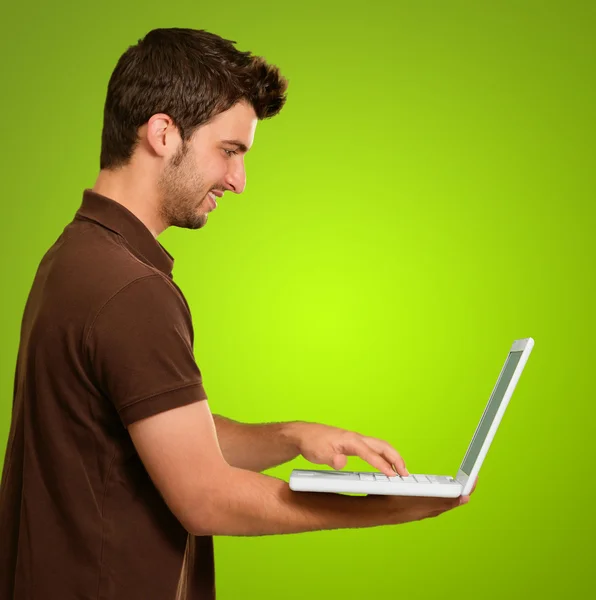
(359, 473), (375, 481)
(429, 476), (457, 484)
(374, 474), (389, 481)
(413, 475), (431, 483)
(428, 475), (449, 484)
(400, 476), (417, 483)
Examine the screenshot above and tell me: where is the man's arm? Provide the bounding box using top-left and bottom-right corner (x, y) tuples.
(129, 400), (470, 537)
(213, 415), (410, 477)
(187, 463), (466, 536)
(212, 414), (302, 472)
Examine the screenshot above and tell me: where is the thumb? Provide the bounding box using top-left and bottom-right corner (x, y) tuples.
(331, 454), (347, 470)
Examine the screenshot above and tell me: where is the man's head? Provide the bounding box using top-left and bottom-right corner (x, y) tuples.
(99, 28), (288, 231)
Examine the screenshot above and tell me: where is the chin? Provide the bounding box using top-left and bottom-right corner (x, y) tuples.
(191, 215), (208, 230)
(169, 213), (207, 230)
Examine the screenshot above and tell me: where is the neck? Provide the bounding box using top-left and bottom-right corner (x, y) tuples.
(92, 162), (165, 237)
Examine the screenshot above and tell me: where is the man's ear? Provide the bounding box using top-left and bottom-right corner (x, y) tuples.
(145, 113), (180, 158)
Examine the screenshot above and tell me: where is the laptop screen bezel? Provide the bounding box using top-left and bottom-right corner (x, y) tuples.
(455, 338), (534, 492)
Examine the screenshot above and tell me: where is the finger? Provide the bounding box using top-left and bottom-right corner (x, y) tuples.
(331, 454), (347, 470)
(361, 436), (409, 476)
(341, 437), (396, 477)
(471, 476), (478, 494)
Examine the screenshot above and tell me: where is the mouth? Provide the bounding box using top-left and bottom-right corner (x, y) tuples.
(207, 191), (219, 210)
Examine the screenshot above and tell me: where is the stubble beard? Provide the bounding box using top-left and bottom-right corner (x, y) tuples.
(158, 142), (210, 230)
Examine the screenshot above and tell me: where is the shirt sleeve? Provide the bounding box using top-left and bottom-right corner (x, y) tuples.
(86, 274), (208, 427)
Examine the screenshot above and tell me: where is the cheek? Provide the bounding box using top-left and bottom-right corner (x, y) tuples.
(212, 166), (227, 186)
(209, 156), (228, 180)
(197, 160), (223, 187)
(188, 148), (226, 187)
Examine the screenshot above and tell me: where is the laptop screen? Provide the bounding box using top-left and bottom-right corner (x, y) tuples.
(460, 350), (524, 475)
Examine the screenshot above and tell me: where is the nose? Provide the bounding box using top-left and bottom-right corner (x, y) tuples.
(223, 157), (247, 194)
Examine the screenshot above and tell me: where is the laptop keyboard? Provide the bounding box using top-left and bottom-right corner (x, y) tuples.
(358, 473), (456, 484)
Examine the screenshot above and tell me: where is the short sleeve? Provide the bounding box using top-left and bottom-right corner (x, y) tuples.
(86, 274), (207, 426)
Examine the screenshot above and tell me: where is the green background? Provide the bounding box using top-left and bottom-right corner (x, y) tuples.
(1, 0), (594, 598)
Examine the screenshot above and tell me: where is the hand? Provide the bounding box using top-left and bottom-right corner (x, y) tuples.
(289, 422), (409, 477)
(373, 476), (478, 525)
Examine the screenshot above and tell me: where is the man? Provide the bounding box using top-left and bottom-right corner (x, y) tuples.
(0, 27), (473, 600)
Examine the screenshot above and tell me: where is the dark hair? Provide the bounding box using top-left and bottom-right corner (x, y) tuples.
(99, 28), (289, 170)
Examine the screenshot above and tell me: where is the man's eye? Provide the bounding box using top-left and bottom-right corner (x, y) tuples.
(224, 149), (238, 157)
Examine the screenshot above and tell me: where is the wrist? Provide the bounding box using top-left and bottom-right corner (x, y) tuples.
(280, 420), (307, 454)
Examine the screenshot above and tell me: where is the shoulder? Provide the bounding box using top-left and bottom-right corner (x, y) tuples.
(96, 273), (188, 320)
(55, 221), (187, 309)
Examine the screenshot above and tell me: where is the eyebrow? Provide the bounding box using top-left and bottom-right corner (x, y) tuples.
(221, 139), (250, 153)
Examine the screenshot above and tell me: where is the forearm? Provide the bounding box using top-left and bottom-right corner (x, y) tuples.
(212, 414), (302, 472)
(194, 466), (390, 536)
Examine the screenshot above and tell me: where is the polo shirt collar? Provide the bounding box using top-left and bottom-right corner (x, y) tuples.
(75, 189), (174, 276)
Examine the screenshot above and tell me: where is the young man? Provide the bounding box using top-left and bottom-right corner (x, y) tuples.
(0, 27), (473, 600)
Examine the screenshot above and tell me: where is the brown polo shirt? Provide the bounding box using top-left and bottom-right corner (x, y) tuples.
(0, 190), (215, 599)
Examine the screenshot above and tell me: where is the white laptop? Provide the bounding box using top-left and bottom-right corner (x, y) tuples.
(289, 338), (534, 498)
